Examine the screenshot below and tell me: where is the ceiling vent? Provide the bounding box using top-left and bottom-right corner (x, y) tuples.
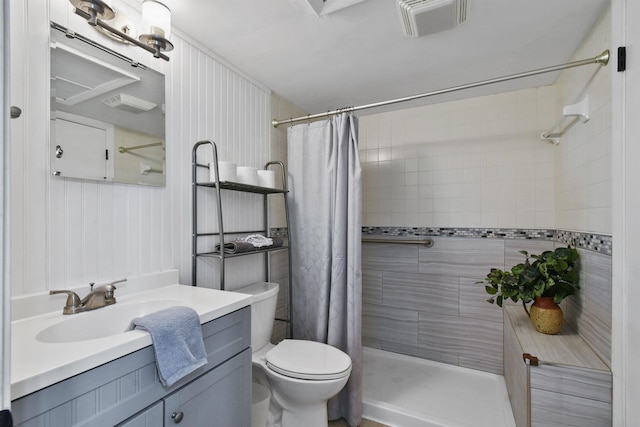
(102, 93), (157, 113)
(396, 0), (468, 38)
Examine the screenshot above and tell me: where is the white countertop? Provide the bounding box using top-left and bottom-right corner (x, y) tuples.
(11, 284), (252, 400)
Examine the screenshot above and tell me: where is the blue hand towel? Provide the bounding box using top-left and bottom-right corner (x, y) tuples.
(131, 306), (208, 387)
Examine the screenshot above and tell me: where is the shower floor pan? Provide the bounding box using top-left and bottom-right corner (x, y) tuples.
(362, 347), (516, 427)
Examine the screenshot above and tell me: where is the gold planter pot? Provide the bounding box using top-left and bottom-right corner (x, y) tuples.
(529, 296), (563, 334)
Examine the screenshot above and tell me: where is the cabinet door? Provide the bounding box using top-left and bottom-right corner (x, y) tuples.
(51, 114), (113, 181)
(117, 402), (163, 427)
(164, 349), (250, 427)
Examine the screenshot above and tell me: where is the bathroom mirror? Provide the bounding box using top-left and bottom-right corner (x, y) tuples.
(49, 22), (166, 187)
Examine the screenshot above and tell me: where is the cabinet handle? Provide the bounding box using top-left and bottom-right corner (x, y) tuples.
(171, 411), (184, 423)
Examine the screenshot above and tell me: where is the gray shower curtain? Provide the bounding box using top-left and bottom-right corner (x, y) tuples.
(287, 113), (362, 426)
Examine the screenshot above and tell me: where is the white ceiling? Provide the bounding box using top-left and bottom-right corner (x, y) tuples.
(167, 0), (610, 116)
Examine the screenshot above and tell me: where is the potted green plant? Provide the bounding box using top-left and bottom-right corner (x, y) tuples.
(478, 246), (580, 334)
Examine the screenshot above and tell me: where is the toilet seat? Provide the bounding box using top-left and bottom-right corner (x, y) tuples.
(265, 339), (352, 380)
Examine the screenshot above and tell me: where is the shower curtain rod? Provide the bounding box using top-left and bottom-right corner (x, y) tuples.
(272, 50), (610, 128)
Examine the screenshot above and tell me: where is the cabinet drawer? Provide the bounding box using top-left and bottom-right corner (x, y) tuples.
(117, 402), (163, 427)
(202, 306), (251, 370)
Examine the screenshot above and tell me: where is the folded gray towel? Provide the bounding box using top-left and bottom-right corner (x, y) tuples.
(131, 306), (208, 387)
(216, 241), (258, 254)
(215, 237), (284, 254)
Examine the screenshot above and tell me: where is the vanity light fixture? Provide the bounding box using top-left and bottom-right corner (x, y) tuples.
(69, 0), (173, 61)
(70, 0), (115, 25)
(139, 0), (174, 58)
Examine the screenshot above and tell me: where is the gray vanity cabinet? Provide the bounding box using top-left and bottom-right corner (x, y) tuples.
(117, 402), (163, 427)
(118, 349), (250, 427)
(12, 307), (251, 427)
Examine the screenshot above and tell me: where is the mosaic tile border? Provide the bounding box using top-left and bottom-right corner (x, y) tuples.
(362, 226), (555, 240)
(361, 226), (612, 256)
(271, 226), (612, 255)
(555, 230), (612, 255)
(270, 227), (289, 238)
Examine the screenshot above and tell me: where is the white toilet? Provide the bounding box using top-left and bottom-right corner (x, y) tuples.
(236, 282), (352, 427)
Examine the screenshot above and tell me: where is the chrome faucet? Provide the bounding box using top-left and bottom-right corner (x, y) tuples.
(50, 278), (127, 315)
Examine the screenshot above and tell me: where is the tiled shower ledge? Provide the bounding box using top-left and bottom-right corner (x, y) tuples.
(361, 226), (612, 256)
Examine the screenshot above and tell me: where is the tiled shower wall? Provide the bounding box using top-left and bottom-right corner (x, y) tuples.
(554, 7), (612, 234)
(358, 8), (612, 373)
(362, 236), (612, 374)
(358, 86), (558, 230)
(362, 236), (510, 374)
(358, 6), (611, 234)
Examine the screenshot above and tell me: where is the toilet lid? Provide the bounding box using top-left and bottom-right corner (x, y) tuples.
(265, 339), (352, 380)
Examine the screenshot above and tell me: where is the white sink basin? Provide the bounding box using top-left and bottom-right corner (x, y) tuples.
(35, 299), (187, 343)
(12, 282), (253, 400)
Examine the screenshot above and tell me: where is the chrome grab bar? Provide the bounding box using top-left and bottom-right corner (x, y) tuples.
(362, 237), (434, 248)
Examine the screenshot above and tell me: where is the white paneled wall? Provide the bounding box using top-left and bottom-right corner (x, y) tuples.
(359, 87), (558, 229)
(10, 0), (271, 296)
(554, 8), (612, 234)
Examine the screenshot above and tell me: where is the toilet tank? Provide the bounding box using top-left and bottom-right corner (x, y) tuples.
(234, 282), (279, 351)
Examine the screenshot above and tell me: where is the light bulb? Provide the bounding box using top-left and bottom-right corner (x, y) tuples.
(141, 0), (171, 40)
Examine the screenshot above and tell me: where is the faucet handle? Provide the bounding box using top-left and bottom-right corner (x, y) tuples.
(50, 290), (83, 315)
(103, 284), (117, 300)
(104, 278), (125, 301)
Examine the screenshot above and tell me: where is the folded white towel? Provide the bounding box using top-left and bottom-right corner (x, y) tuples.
(237, 234), (273, 248)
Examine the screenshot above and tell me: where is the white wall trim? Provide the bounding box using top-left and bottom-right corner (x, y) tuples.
(1, 0), (10, 410)
(610, 0), (640, 427)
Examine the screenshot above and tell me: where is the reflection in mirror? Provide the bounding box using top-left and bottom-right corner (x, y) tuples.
(50, 22), (166, 186)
